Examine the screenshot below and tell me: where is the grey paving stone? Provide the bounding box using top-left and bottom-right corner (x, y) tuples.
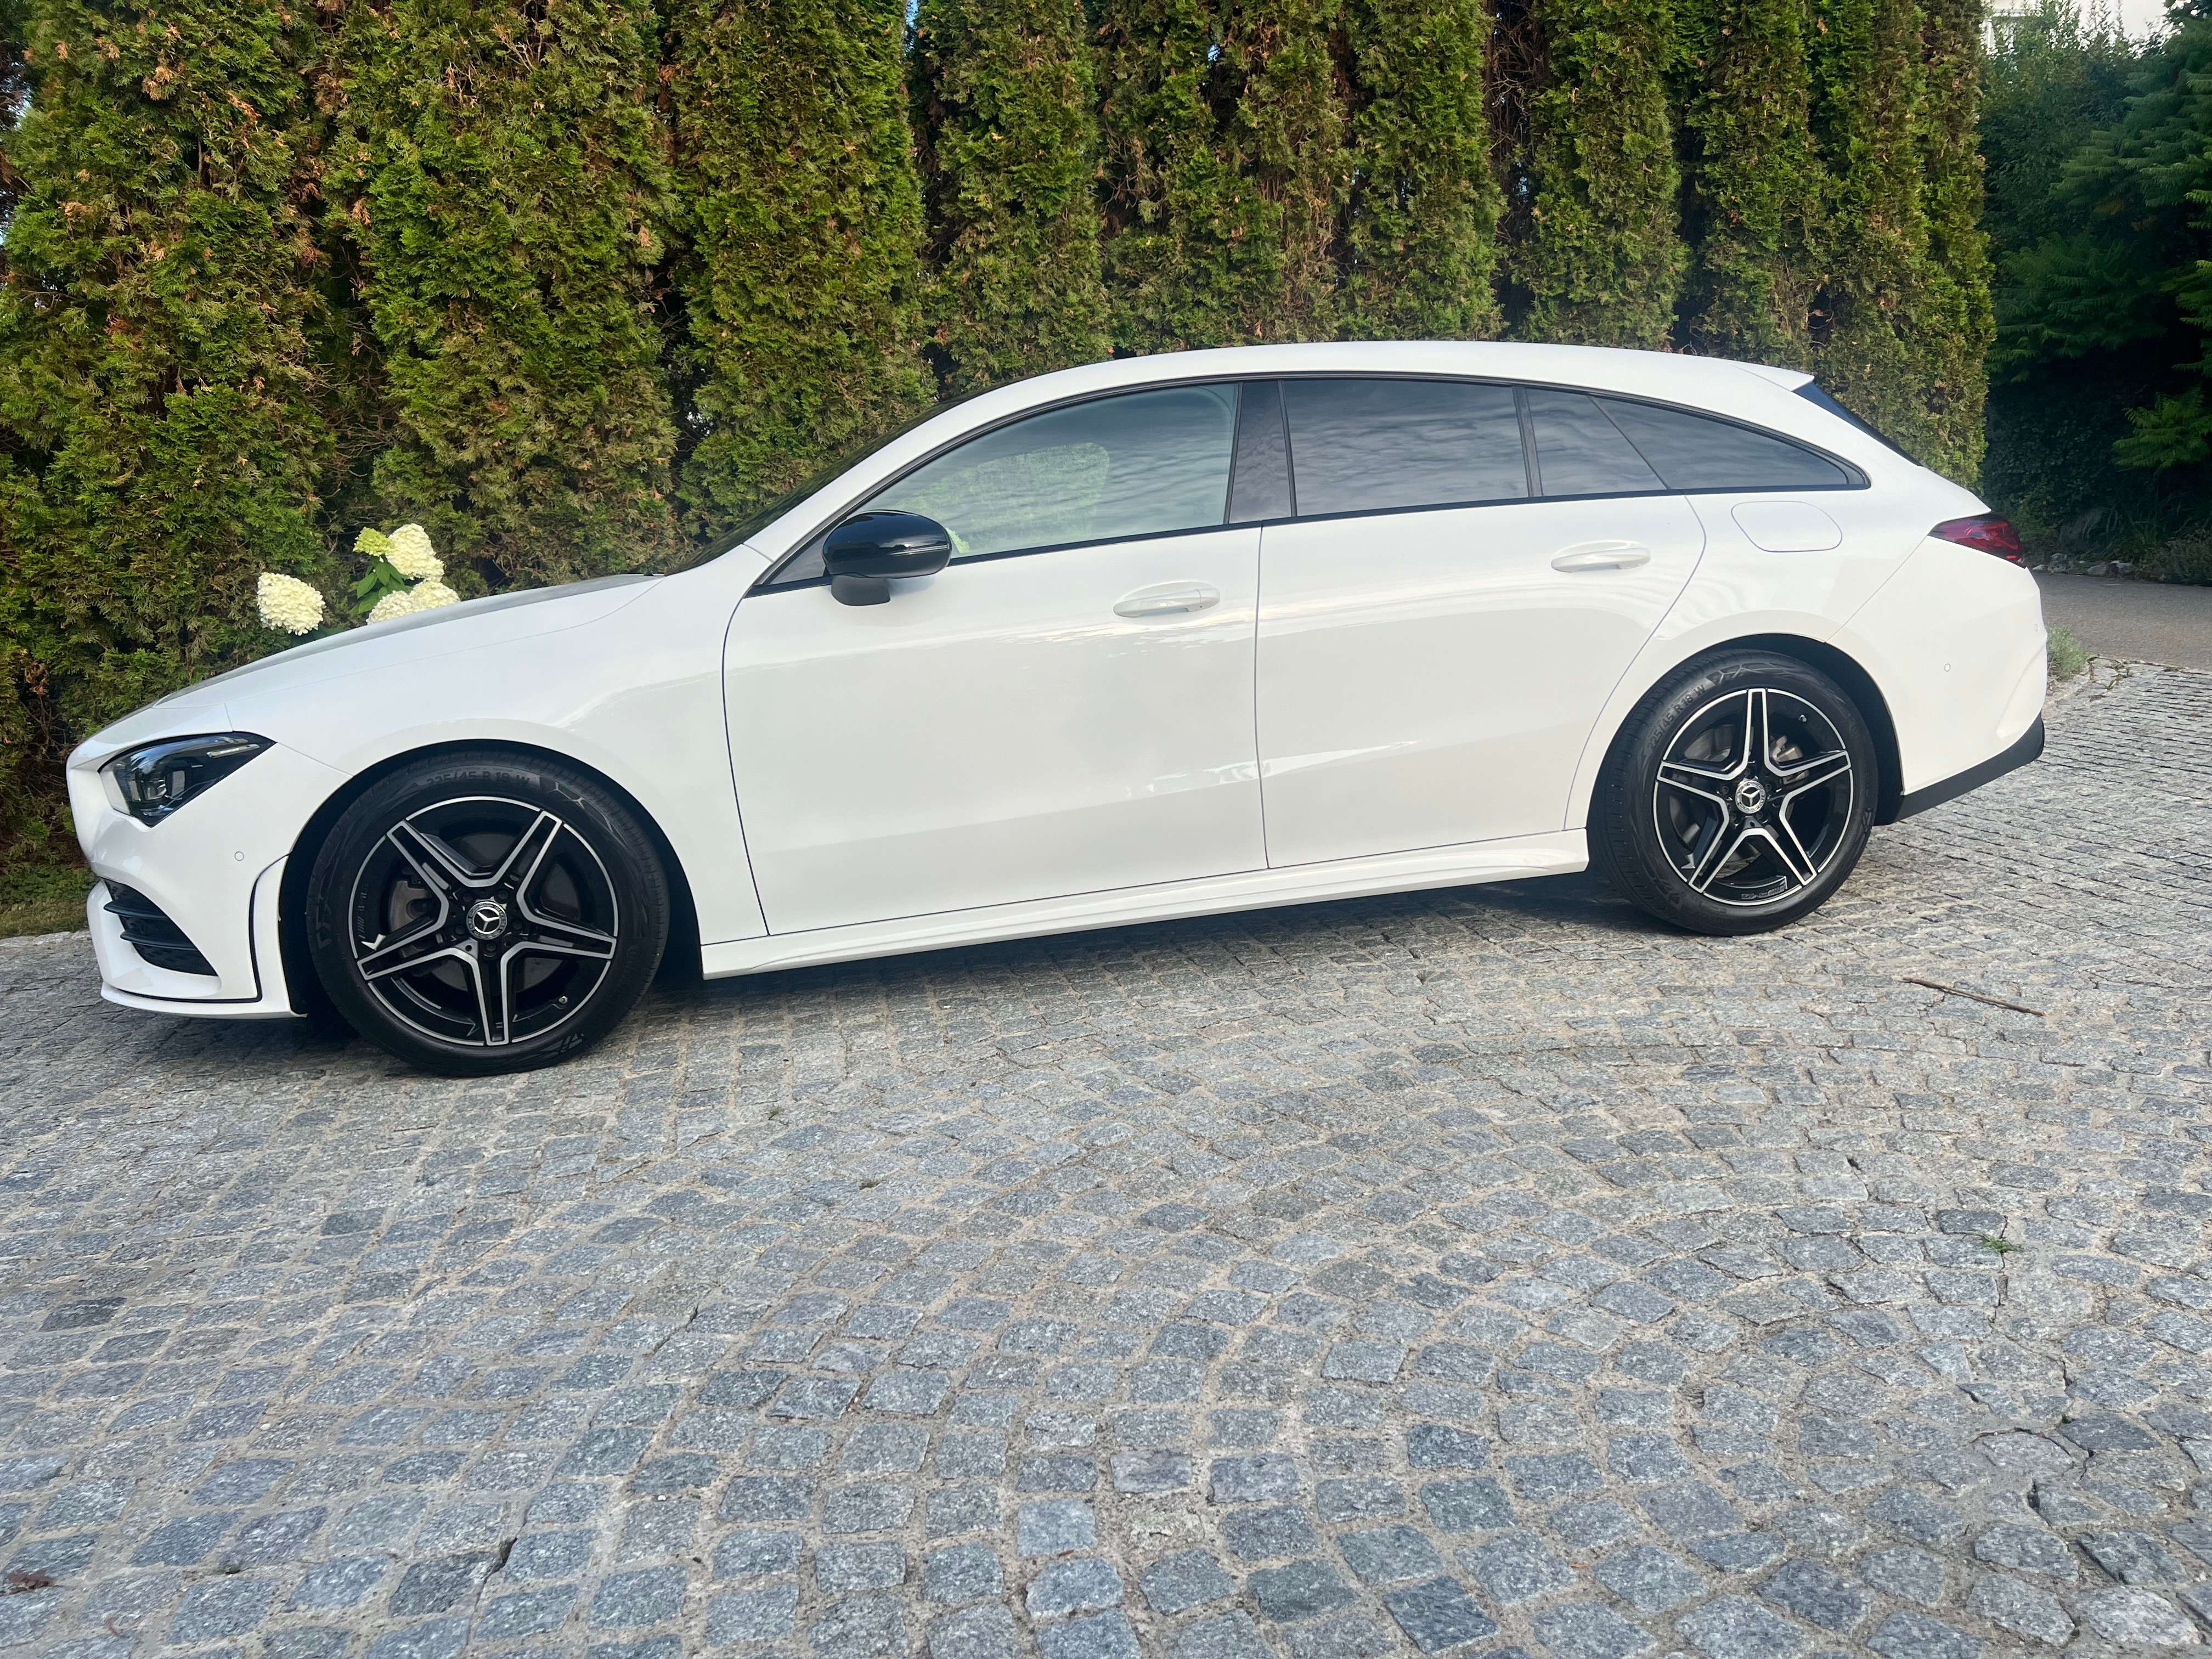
(1040, 1609), (1142, 1659)
(1340, 1522), (1445, 1585)
(2076, 1587), (2197, 1645)
(1141, 1547), (1236, 1613)
(1027, 1555), (1123, 1617)
(1170, 1611), (1273, 1659)
(928, 1604), (1017, 1659)
(1459, 1529), (1577, 1603)
(1594, 1545), (1703, 1613)
(1965, 1573), (2072, 1645)
(1675, 1594), (1811, 1659)
(1530, 1601), (1656, 1659)
(1383, 1575), (1499, 1653)
(4, 675), (2209, 1659)
(1251, 1558), (1359, 1622)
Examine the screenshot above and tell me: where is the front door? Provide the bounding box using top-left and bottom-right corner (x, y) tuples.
(725, 383), (1267, 936)
(1254, 379), (1708, 867)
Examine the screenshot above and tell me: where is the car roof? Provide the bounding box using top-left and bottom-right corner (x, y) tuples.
(738, 342), (1861, 561)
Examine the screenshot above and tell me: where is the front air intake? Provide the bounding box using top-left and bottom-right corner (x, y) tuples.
(104, 883), (217, 977)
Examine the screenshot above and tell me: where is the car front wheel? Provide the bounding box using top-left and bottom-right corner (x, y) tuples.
(1591, 651), (1875, 936)
(305, 751), (669, 1074)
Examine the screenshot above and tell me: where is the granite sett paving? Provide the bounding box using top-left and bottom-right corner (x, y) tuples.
(0, 663), (2208, 1657)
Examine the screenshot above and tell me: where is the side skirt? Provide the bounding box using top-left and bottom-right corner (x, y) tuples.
(701, 831), (1588, 980)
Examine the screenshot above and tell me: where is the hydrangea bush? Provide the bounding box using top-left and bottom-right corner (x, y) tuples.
(256, 524), (458, 637)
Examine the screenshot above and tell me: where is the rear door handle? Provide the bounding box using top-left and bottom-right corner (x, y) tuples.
(1114, 582), (1220, 618)
(1551, 542), (1652, 572)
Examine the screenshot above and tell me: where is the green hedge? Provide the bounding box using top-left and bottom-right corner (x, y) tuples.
(0, 0), (1995, 861)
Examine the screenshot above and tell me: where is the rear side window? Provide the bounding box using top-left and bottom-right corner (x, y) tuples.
(1284, 379), (1528, 516)
(867, 383), (1238, 558)
(1599, 397), (1852, 490)
(1528, 390), (1663, 496)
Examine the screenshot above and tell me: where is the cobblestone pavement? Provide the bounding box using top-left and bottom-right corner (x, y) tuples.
(1, 665), (2208, 1659)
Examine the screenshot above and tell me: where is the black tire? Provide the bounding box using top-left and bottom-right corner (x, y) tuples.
(1590, 651), (1875, 936)
(306, 749), (669, 1074)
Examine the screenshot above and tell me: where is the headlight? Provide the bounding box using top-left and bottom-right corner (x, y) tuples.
(103, 733), (272, 825)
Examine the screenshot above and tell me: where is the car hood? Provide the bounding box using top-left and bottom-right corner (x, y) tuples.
(72, 574), (661, 764)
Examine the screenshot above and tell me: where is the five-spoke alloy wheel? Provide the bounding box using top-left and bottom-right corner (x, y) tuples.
(307, 752), (669, 1073)
(1592, 652), (1875, 935)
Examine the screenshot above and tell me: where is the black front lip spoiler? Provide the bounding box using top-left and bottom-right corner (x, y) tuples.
(1896, 716), (2046, 820)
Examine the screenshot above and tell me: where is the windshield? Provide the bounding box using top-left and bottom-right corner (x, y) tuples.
(667, 396), (978, 573)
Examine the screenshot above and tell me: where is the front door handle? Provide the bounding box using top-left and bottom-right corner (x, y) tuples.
(1551, 542), (1652, 573)
(1114, 582), (1221, 618)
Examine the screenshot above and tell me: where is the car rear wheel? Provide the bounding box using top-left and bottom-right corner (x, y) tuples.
(305, 751), (669, 1074)
(1590, 652), (1875, 936)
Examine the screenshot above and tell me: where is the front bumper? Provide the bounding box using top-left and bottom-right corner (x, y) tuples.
(70, 738), (345, 1016)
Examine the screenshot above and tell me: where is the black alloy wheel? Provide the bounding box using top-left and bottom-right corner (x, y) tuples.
(1591, 651), (1875, 935)
(306, 752), (669, 1073)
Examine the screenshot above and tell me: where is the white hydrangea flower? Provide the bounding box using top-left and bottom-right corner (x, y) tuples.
(366, 578), (461, 624)
(382, 523), (443, 582)
(257, 572), (326, 635)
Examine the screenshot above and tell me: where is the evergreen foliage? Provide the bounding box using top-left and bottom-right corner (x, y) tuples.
(330, 0), (681, 588)
(0, 0), (2018, 862)
(667, 0), (927, 539)
(0, 0), (332, 849)
(1097, 0), (1347, 351)
(1674, 0), (1818, 363)
(1980, 0), (2147, 546)
(1506, 0), (1685, 347)
(1985, 10), (2212, 559)
(1338, 0), (1501, 339)
(1808, 0), (1938, 461)
(913, 0), (1111, 393)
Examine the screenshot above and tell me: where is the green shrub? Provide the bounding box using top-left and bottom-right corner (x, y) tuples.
(1505, 0), (1684, 347)
(331, 0), (682, 588)
(913, 0), (1111, 393)
(1338, 0), (1502, 340)
(0, 0), (334, 847)
(1097, 0), (1347, 352)
(667, 0), (928, 539)
(1674, 0), (1818, 364)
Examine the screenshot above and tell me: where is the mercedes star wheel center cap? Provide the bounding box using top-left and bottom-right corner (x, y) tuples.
(466, 898), (510, 941)
(1734, 777), (1769, 815)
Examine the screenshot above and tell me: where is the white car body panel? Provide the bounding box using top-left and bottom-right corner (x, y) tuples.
(1256, 495), (1705, 866)
(726, 529), (1265, 935)
(65, 340), (2046, 1033)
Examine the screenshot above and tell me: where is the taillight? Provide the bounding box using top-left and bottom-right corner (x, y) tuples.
(1931, 515), (2023, 562)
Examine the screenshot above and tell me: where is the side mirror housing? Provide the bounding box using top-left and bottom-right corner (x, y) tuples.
(823, 512), (954, 606)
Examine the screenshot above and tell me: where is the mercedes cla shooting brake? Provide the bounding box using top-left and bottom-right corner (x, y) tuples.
(71, 343), (2048, 1073)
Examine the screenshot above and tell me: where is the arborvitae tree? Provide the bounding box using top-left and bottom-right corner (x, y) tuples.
(1810, 0), (1937, 460)
(1098, 0), (1346, 352)
(330, 0), (679, 588)
(1504, 0), (1684, 347)
(0, 0), (331, 843)
(912, 0), (1111, 394)
(1914, 0), (1992, 479)
(668, 0), (927, 538)
(1338, 0), (1501, 339)
(1674, 0), (1819, 363)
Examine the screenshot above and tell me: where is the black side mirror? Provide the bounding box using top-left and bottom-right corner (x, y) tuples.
(823, 512), (954, 606)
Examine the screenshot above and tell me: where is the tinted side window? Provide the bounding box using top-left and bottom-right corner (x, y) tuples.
(1528, 390), (1663, 496)
(1284, 379), (1527, 516)
(868, 385), (1238, 558)
(1600, 397), (1853, 489)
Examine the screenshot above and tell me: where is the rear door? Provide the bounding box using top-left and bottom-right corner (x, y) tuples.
(1252, 379), (1708, 867)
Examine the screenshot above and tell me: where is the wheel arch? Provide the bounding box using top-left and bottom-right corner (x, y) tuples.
(1590, 633), (1904, 828)
(276, 739), (703, 1015)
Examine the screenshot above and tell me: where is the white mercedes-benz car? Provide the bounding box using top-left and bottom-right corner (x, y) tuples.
(70, 343), (2046, 1073)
